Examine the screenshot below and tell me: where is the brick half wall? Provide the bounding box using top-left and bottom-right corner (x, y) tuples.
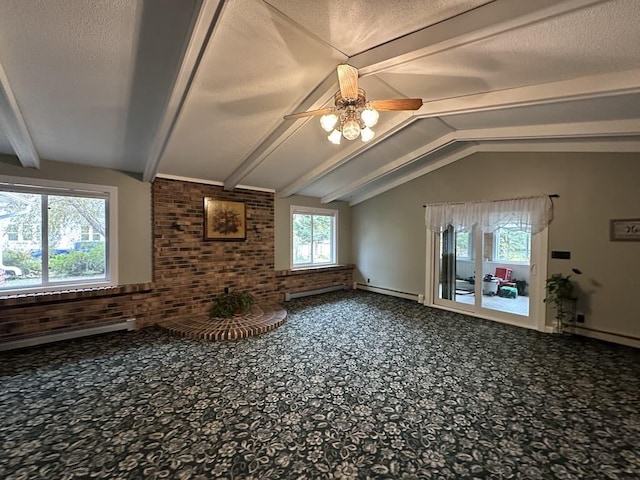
(276, 265), (354, 302)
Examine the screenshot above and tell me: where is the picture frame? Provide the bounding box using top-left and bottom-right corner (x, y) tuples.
(610, 218), (640, 242)
(204, 198), (246, 241)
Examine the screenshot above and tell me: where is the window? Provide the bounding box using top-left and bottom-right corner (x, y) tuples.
(80, 225), (91, 241)
(455, 229), (472, 259)
(494, 224), (531, 263)
(0, 176), (117, 292)
(6, 224), (18, 241)
(291, 206), (337, 267)
(22, 224), (39, 241)
(80, 225), (103, 241)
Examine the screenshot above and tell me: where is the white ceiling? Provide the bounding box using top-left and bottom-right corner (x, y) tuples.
(0, 0), (638, 205)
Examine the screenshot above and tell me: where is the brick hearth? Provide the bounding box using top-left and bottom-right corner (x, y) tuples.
(158, 303), (287, 340)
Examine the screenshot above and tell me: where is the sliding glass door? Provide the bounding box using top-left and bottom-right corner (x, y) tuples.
(432, 224), (546, 329)
(426, 196), (551, 330)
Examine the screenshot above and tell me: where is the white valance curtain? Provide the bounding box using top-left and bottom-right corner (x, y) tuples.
(424, 195), (553, 234)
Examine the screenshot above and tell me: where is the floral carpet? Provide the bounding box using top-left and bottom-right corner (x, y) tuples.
(1, 290), (639, 479)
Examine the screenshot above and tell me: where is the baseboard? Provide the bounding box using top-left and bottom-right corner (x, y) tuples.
(355, 283), (421, 302)
(0, 318), (137, 351)
(569, 326), (640, 349)
(284, 284), (347, 301)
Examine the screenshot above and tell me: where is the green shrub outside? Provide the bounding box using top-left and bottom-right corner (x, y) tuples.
(2, 250), (41, 276)
(3, 244), (105, 278)
(50, 244), (106, 277)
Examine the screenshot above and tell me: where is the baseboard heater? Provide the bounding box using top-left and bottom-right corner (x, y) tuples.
(284, 284), (347, 301)
(569, 325), (640, 349)
(0, 318), (136, 352)
(354, 283), (423, 302)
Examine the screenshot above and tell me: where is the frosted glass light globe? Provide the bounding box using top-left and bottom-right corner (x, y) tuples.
(361, 107), (379, 128)
(320, 113), (338, 132)
(342, 119), (361, 140)
(327, 129), (342, 144)
(361, 127), (374, 142)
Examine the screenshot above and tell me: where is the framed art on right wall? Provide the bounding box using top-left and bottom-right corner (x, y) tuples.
(610, 218), (640, 242)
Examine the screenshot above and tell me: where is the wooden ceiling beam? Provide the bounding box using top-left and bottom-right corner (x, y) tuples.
(0, 60), (39, 168)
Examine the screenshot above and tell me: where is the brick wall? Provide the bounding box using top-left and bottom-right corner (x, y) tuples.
(150, 178), (278, 324)
(0, 178), (354, 341)
(276, 265), (354, 300)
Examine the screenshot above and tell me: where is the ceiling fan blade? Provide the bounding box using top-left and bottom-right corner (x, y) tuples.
(283, 107), (335, 120)
(337, 64), (359, 100)
(369, 98), (423, 111)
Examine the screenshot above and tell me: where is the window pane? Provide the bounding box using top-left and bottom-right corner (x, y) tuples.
(496, 227), (530, 262)
(6, 225), (18, 241)
(293, 213), (312, 265)
(0, 192), (42, 289)
(312, 215), (333, 264)
(48, 195), (106, 282)
(455, 231), (470, 258)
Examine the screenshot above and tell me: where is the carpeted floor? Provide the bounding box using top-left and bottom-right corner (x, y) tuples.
(1, 290), (639, 479)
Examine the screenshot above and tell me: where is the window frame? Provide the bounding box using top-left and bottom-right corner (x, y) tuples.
(0, 175), (118, 294)
(290, 205), (338, 269)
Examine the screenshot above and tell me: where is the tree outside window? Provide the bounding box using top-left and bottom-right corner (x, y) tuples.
(455, 230), (471, 259)
(494, 224), (531, 263)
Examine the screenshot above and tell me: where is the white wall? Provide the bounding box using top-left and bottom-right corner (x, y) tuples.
(0, 155), (152, 284)
(274, 194), (351, 271)
(352, 151), (640, 341)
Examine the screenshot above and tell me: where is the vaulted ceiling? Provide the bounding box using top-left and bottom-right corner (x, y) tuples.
(0, 0), (638, 205)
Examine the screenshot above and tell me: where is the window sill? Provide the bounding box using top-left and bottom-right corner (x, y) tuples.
(490, 261), (531, 266)
(276, 264), (354, 277)
(0, 282), (154, 307)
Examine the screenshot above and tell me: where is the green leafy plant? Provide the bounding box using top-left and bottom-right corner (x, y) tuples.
(544, 268), (582, 329)
(49, 244), (105, 277)
(209, 291), (255, 318)
(2, 250), (41, 276)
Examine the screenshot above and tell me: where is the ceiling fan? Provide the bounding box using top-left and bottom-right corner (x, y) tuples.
(283, 64), (423, 144)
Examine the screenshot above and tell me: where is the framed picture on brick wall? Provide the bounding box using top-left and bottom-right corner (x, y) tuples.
(204, 198), (246, 241)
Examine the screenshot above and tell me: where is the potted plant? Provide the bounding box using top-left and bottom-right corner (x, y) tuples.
(209, 291), (255, 318)
(544, 268), (581, 332)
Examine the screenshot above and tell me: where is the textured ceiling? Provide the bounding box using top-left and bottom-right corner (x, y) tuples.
(160, 0), (345, 181)
(380, 0), (640, 101)
(0, 0), (140, 167)
(262, 0), (492, 56)
(0, 0), (638, 204)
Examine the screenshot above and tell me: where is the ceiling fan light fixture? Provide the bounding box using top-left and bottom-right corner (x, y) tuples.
(328, 129), (342, 145)
(361, 127), (375, 142)
(284, 65), (422, 145)
(320, 113), (338, 132)
(361, 107), (379, 128)
(342, 119), (361, 140)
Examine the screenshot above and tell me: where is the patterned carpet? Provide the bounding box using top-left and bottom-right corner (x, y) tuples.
(1, 290), (639, 479)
